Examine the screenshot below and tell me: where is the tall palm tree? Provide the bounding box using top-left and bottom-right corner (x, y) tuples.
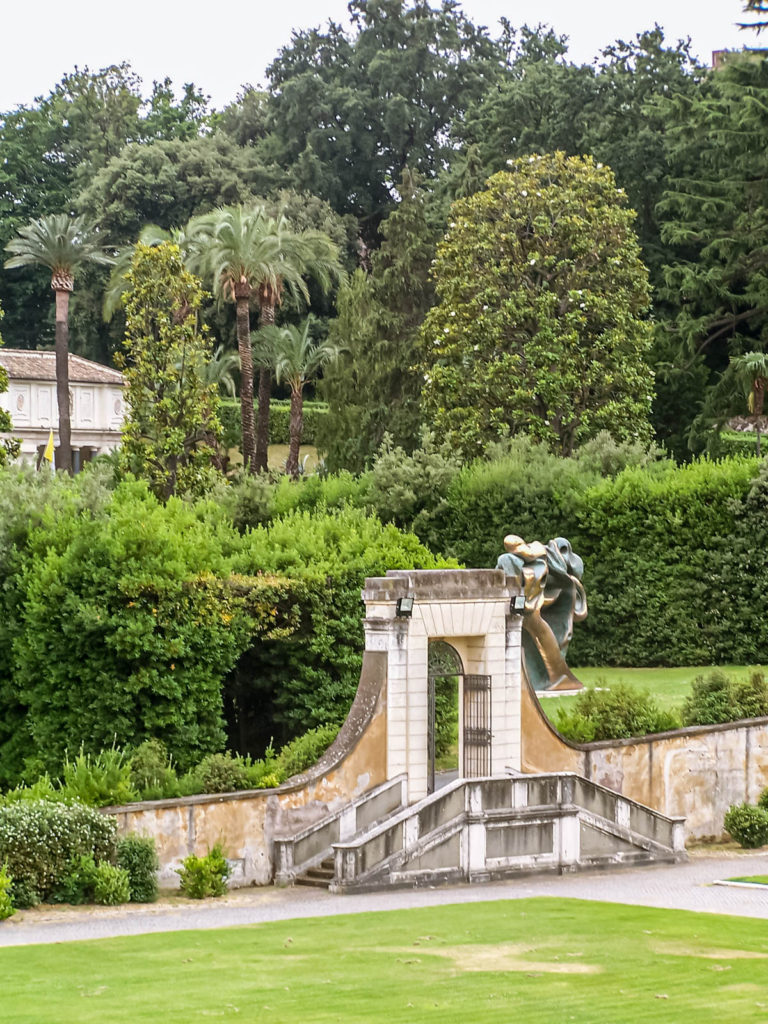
(190, 206), (343, 472)
(731, 351), (768, 455)
(259, 319), (339, 477)
(4, 214), (113, 472)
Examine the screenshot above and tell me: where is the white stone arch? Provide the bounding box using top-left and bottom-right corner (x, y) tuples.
(362, 569), (523, 802)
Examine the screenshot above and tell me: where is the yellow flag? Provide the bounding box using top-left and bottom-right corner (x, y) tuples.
(43, 429), (55, 465)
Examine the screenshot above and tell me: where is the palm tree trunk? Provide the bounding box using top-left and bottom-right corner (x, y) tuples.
(54, 288), (72, 474)
(254, 302), (275, 474)
(235, 294), (256, 471)
(286, 385), (304, 478)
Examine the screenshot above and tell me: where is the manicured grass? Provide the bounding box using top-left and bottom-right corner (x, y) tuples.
(729, 876), (768, 885)
(3, 898), (768, 1022)
(540, 664), (765, 726)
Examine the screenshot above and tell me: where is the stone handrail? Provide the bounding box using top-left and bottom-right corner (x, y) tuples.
(330, 773), (686, 891)
(273, 774), (407, 885)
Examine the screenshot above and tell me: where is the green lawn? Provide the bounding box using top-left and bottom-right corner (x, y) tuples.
(729, 876), (768, 885)
(3, 898), (768, 1022)
(540, 664), (766, 726)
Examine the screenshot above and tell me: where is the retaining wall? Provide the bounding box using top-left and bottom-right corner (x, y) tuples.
(105, 651), (389, 887)
(521, 679), (768, 839)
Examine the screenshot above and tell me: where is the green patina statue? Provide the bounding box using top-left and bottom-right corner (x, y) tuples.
(496, 535), (586, 692)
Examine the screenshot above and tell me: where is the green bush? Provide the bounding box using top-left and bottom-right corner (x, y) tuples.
(129, 740), (180, 801)
(680, 671), (735, 726)
(4, 480), (277, 779)
(0, 862), (14, 920)
(366, 430), (460, 550)
(50, 853), (100, 905)
(681, 670), (768, 727)
(554, 684), (681, 743)
(93, 862), (131, 905)
(59, 747), (137, 807)
(724, 803), (768, 848)
(117, 835), (159, 903)
(758, 788), (768, 811)
(274, 724), (340, 780)
(191, 752), (249, 794)
(717, 430), (761, 459)
(0, 800), (117, 903)
(228, 506), (455, 747)
(178, 843), (230, 899)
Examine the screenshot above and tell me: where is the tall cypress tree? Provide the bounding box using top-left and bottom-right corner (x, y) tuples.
(319, 169), (440, 471)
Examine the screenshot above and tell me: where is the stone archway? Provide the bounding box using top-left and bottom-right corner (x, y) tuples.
(362, 569), (523, 802)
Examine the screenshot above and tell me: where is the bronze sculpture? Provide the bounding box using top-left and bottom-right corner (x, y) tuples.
(496, 535), (586, 691)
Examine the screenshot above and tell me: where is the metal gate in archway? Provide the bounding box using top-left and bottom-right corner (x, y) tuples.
(427, 641), (492, 793)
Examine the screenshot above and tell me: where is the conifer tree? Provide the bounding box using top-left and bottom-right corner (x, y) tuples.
(659, 54), (768, 451)
(320, 169), (439, 471)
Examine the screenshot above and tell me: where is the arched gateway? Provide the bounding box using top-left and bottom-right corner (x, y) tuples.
(362, 569), (524, 802)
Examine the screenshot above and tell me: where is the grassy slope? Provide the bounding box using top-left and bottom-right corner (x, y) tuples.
(2, 899), (768, 1022)
(540, 664), (766, 726)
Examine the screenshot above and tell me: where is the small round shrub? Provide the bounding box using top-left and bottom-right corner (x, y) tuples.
(758, 788), (768, 812)
(50, 854), (99, 905)
(724, 803), (768, 848)
(93, 863), (131, 906)
(117, 835), (159, 903)
(193, 753), (249, 794)
(554, 684), (680, 743)
(178, 844), (230, 899)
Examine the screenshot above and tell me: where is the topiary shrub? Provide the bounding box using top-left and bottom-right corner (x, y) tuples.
(177, 843), (229, 899)
(554, 684), (680, 743)
(724, 803), (768, 848)
(0, 800), (117, 904)
(0, 863), (15, 920)
(117, 835), (159, 903)
(93, 862), (131, 905)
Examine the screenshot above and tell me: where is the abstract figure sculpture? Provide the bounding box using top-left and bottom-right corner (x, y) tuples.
(496, 535), (587, 691)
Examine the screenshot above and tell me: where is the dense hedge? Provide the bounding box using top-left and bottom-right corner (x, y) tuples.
(221, 436), (766, 668)
(219, 399), (329, 450)
(0, 466), (451, 784)
(569, 456), (760, 665)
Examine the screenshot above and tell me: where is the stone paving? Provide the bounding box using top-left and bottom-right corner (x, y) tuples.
(1, 849), (768, 948)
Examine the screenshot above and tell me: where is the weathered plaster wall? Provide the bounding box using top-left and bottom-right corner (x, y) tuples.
(521, 679), (768, 839)
(106, 651), (390, 887)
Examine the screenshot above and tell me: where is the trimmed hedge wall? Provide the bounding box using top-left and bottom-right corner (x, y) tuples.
(569, 457), (762, 666)
(220, 399), (329, 449)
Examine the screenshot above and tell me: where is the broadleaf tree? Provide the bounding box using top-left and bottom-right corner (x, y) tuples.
(419, 152), (655, 457)
(117, 242), (222, 500)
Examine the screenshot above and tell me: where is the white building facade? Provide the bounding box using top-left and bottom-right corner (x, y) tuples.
(0, 349), (125, 470)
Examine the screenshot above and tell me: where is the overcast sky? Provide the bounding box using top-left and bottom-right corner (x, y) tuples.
(0, 0), (758, 112)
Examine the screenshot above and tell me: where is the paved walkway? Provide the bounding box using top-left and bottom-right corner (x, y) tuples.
(2, 850), (767, 948)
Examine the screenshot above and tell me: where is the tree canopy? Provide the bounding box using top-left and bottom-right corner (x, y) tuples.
(419, 153), (655, 457)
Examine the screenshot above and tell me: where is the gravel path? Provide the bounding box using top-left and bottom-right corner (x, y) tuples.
(2, 850), (768, 948)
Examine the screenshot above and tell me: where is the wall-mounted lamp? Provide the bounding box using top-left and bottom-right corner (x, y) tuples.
(509, 594), (526, 614)
(396, 596), (415, 617)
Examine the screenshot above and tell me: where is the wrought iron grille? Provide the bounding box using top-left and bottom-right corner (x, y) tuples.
(463, 673), (492, 777)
